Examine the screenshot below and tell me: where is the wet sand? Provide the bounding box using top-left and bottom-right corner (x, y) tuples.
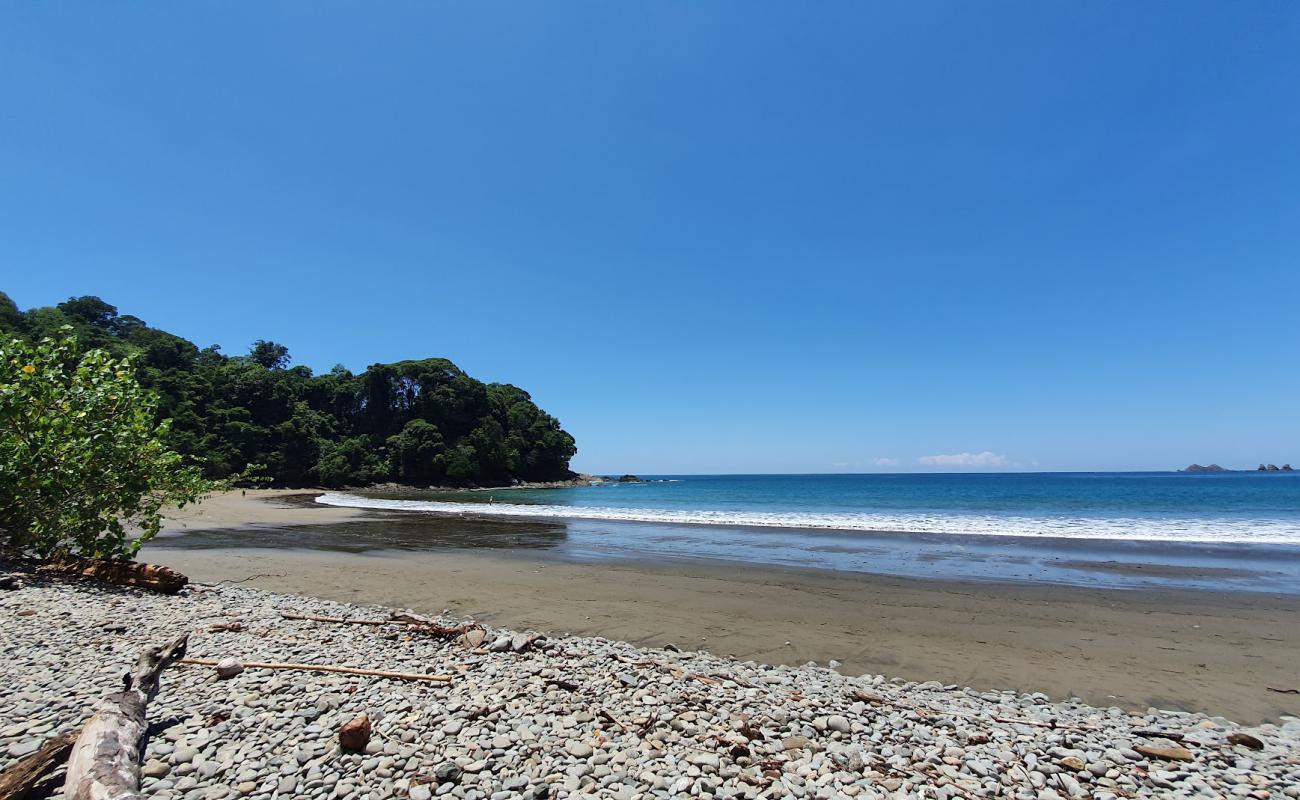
(152, 490), (1300, 724)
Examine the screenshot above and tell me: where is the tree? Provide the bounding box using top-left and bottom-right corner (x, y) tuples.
(0, 329), (226, 559)
(0, 291), (578, 489)
(248, 340), (291, 369)
(0, 291), (23, 335)
(58, 296), (120, 330)
(388, 419), (446, 484)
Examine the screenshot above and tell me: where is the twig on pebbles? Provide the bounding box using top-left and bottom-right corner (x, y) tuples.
(281, 611), (479, 640)
(210, 573), (285, 586)
(181, 658), (453, 683)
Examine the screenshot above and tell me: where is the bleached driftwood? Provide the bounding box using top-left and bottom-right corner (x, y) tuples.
(62, 634), (189, 800)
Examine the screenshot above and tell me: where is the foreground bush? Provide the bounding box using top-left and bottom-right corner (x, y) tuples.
(0, 329), (224, 560)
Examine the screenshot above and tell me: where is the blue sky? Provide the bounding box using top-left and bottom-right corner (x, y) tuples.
(2, 3), (1297, 474)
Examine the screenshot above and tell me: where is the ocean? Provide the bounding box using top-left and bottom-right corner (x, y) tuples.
(319, 471), (1300, 545)
(289, 472), (1300, 592)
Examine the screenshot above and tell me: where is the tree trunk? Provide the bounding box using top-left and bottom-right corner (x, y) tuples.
(38, 555), (188, 594)
(0, 730), (78, 800)
(62, 635), (189, 800)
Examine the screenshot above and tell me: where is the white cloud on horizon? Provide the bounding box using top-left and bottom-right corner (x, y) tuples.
(917, 451), (1010, 468)
(872, 457), (900, 467)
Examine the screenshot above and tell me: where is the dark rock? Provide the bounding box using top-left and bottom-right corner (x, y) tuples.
(0, 575), (21, 590)
(1227, 732), (1264, 750)
(338, 712), (371, 753)
(1182, 464), (1227, 473)
(1283, 464), (1294, 471)
(1267, 464), (1280, 471)
(433, 762), (462, 784)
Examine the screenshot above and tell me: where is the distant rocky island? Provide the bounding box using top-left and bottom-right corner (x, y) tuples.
(1180, 463), (1293, 473)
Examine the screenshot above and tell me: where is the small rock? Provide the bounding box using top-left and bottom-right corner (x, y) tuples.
(6, 740), (41, 759)
(1228, 732), (1264, 750)
(433, 762), (462, 784)
(567, 741), (594, 758)
(338, 712), (372, 753)
(688, 753), (720, 769)
(142, 759), (171, 779)
(1134, 743), (1195, 762)
(1059, 756), (1086, 771)
(214, 657), (244, 679)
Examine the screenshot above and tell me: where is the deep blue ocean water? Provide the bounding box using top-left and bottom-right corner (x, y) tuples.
(324, 472), (1300, 545)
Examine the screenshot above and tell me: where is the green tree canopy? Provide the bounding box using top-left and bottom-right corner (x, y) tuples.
(248, 339), (291, 369)
(0, 293), (578, 489)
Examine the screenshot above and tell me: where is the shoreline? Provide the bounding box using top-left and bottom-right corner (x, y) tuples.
(148, 491), (1300, 725)
(313, 487), (1300, 547)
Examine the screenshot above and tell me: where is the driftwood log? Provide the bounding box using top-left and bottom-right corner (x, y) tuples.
(62, 634), (189, 800)
(0, 730), (78, 800)
(38, 556), (188, 594)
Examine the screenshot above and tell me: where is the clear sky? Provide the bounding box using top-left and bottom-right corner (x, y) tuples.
(2, 3), (1298, 474)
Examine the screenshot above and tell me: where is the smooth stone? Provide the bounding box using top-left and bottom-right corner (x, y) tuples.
(143, 760), (171, 778)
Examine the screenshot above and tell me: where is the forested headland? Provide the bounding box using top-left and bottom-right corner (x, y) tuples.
(0, 292), (577, 488)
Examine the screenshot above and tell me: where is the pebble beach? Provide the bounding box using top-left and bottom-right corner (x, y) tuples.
(3, 574), (1298, 800)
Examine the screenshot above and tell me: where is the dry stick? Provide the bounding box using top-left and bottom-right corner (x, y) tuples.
(0, 730), (79, 800)
(281, 612), (478, 638)
(181, 658), (453, 683)
(281, 612), (396, 626)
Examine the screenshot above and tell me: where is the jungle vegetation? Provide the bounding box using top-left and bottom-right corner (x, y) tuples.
(0, 292), (578, 489)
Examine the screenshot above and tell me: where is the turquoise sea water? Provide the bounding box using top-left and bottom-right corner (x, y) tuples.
(322, 472), (1300, 545)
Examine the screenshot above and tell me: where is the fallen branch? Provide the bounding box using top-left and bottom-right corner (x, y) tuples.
(64, 634), (190, 800)
(598, 708), (635, 734)
(37, 555), (187, 594)
(1266, 687), (1298, 694)
(0, 730), (79, 800)
(181, 658), (452, 683)
(1132, 729), (1185, 742)
(282, 612), (479, 639)
(281, 612), (391, 626)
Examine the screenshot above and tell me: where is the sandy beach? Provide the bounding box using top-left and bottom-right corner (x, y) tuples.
(149, 491), (1300, 726)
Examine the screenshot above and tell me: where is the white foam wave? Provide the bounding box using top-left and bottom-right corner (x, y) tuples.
(314, 493), (1300, 545)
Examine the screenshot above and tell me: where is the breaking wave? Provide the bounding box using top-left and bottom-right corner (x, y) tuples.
(314, 492), (1300, 545)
